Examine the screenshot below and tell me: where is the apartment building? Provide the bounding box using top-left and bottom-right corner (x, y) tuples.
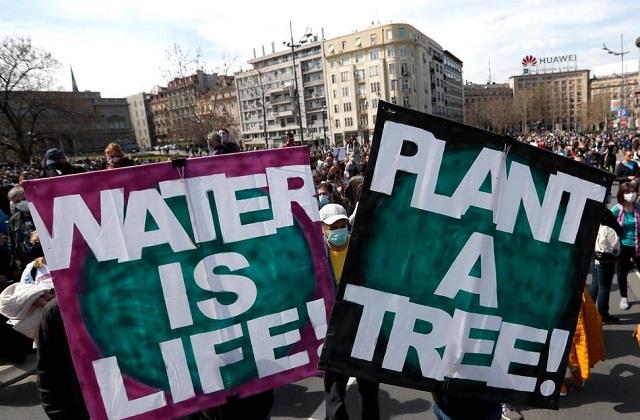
(126, 92), (155, 150)
(322, 23), (461, 145)
(590, 71), (640, 129)
(235, 40), (327, 149)
(509, 69), (590, 131)
(148, 70), (218, 144)
(197, 75), (241, 139)
(463, 82), (514, 130)
(443, 51), (464, 122)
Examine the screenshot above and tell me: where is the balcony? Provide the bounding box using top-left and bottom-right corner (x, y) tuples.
(272, 110), (294, 118)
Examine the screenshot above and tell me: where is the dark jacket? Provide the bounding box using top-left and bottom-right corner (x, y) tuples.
(614, 160), (639, 183)
(37, 299), (89, 420)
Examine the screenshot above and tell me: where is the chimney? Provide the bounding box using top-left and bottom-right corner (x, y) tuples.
(321, 28), (325, 40)
(262, 45), (265, 56)
(271, 42), (275, 53)
(253, 48), (256, 59)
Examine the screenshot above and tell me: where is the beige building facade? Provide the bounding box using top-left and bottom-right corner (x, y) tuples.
(322, 23), (462, 145)
(590, 71), (640, 129)
(126, 92), (154, 150)
(509, 70), (589, 131)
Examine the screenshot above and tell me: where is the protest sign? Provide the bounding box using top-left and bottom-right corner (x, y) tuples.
(23, 147), (335, 420)
(319, 101), (613, 409)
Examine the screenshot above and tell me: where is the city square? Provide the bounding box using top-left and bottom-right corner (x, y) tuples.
(1, 1), (640, 419)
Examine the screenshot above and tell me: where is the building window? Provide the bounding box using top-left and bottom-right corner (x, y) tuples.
(388, 63), (396, 75)
(333, 89), (336, 99)
(355, 52), (364, 63)
(334, 104), (339, 113)
(387, 46), (395, 57)
(330, 60), (336, 68)
(370, 82), (380, 94)
(390, 79), (397, 91)
(402, 79), (410, 92)
(342, 56), (351, 65)
(372, 98), (379, 108)
(370, 33), (377, 45)
(355, 69), (365, 80)
(331, 74), (336, 84)
(358, 99), (368, 111)
(357, 85), (366, 96)
(341, 40), (347, 50)
(342, 87), (350, 97)
(341, 71), (349, 82)
(403, 96), (411, 107)
(369, 49), (379, 60)
(343, 102), (352, 112)
(369, 65), (379, 77)
(335, 119), (341, 128)
(399, 47), (408, 57)
(398, 28), (406, 39)
(391, 96), (397, 104)
(359, 114), (369, 126)
(345, 117), (354, 127)
(355, 37), (361, 47)
(386, 29), (393, 40)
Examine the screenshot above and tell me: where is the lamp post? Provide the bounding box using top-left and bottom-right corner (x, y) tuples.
(603, 34), (629, 118)
(256, 70), (268, 148)
(321, 106), (327, 146)
(284, 22), (312, 144)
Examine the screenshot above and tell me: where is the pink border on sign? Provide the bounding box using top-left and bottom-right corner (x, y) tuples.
(23, 147), (335, 420)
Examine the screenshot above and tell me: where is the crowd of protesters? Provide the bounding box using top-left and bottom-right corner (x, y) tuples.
(0, 127), (639, 420)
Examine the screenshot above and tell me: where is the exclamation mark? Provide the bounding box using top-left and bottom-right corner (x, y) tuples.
(539, 328), (570, 396)
(306, 298), (327, 357)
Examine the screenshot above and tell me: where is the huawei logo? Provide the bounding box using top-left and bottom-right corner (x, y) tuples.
(522, 55), (537, 66)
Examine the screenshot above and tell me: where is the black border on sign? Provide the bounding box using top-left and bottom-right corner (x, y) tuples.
(319, 100), (614, 410)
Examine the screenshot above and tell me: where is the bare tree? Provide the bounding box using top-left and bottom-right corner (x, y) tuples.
(0, 36), (61, 161)
(159, 44), (240, 147)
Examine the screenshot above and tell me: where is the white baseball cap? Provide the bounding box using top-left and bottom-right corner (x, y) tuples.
(319, 203), (348, 225)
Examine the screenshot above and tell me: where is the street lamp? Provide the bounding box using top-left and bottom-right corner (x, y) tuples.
(321, 106), (327, 146)
(602, 34), (629, 118)
(284, 21), (313, 144)
(256, 69), (268, 149)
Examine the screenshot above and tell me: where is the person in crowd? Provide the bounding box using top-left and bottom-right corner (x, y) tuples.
(614, 150), (640, 183)
(7, 184), (25, 214)
(590, 207), (624, 323)
(564, 289), (605, 396)
(344, 153), (361, 179)
(317, 181), (348, 211)
(282, 131), (296, 148)
(42, 148), (86, 177)
(208, 131), (240, 155)
(603, 141), (617, 173)
(320, 203), (380, 420)
(7, 188), (36, 275)
(610, 182), (640, 311)
(104, 143), (134, 169)
(37, 298), (90, 419)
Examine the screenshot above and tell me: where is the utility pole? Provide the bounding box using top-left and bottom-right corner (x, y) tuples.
(257, 70), (268, 148)
(284, 22), (312, 144)
(603, 34), (629, 127)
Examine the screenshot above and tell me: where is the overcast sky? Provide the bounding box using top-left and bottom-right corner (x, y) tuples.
(2, 0), (639, 97)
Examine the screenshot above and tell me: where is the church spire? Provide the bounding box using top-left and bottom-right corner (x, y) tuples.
(70, 66), (79, 92)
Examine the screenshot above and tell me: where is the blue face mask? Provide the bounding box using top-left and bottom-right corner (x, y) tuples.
(326, 227), (349, 247)
(318, 194), (329, 207)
